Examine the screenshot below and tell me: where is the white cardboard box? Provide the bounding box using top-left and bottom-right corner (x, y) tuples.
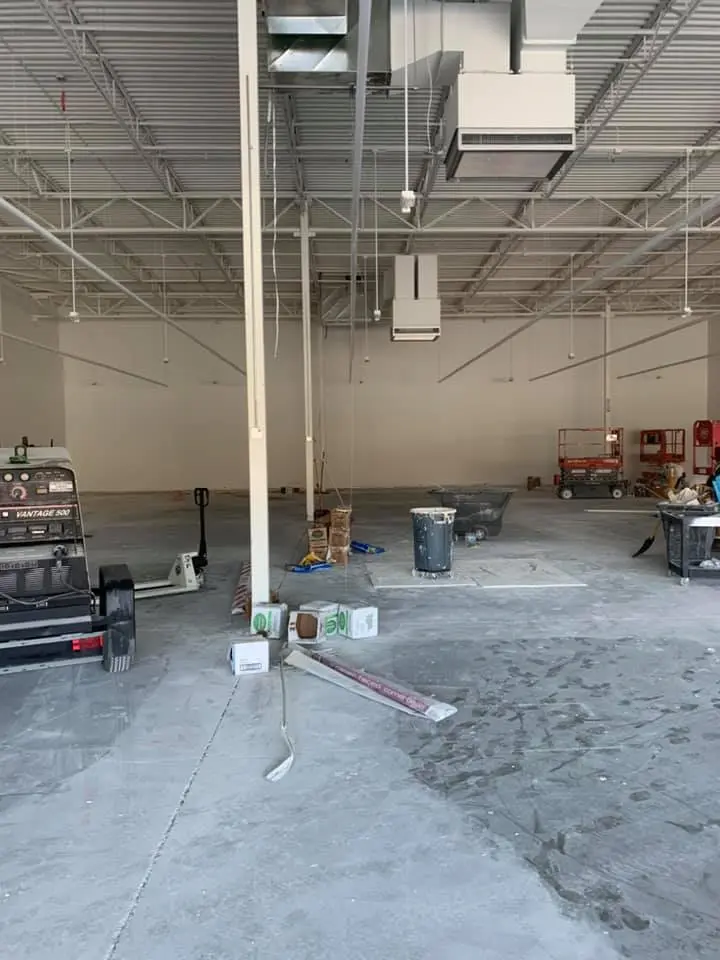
(250, 602), (289, 639)
(338, 603), (379, 639)
(288, 601), (339, 644)
(228, 639), (270, 675)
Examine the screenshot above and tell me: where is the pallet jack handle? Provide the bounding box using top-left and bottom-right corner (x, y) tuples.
(194, 487), (209, 569)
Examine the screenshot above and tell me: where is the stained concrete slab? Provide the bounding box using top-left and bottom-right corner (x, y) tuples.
(1, 489), (720, 959)
(369, 552), (586, 589)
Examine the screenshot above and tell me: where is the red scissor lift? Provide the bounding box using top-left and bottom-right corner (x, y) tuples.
(555, 427), (628, 500)
(636, 429), (686, 496)
(693, 420), (720, 476)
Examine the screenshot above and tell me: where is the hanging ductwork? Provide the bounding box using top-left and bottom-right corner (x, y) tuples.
(440, 0), (604, 180)
(388, 255), (441, 341)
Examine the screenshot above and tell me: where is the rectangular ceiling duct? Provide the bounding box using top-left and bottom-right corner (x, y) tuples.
(267, 0), (390, 81)
(444, 70), (576, 180)
(265, 0), (349, 36)
(390, 255), (441, 342)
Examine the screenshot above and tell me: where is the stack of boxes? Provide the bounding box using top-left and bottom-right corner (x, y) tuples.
(328, 507), (352, 566)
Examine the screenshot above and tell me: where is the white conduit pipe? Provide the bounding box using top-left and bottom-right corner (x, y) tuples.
(439, 188), (720, 383)
(617, 352), (719, 381)
(0, 195), (246, 376)
(0, 328), (168, 387)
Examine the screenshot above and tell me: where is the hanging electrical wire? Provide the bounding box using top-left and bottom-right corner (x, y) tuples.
(161, 247), (169, 364)
(683, 149), (692, 317)
(269, 94), (280, 357)
(399, 0), (415, 215)
(568, 254), (576, 360)
(373, 150), (380, 322)
(0, 287), (4, 364)
(62, 89), (79, 322)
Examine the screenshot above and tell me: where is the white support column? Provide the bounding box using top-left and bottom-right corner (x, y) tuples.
(299, 204), (315, 521)
(237, 0), (270, 602)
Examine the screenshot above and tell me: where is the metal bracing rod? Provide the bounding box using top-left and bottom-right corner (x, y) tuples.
(529, 313), (711, 383)
(347, 0), (373, 381)
(550, 0), (703, 193)
(0, 196), (245, 375)
(438, 189), (720, 383)
(36, 0), (242, 292)
(617, 352), (718, 380)
(0, 328), (167, 386)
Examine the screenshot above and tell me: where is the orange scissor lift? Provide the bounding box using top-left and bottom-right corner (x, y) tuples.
(555, 427), (628, 500)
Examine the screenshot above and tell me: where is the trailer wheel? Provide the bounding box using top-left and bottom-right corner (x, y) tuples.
(610, 486), (625, 500)
(558, 487), (574, 500)
(99, 564), (136, 673)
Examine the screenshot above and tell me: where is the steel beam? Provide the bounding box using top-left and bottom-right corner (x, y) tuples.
(237, 0), (270, 603)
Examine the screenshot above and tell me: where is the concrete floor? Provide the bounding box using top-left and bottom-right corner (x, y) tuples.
(2, 489), (720, 960)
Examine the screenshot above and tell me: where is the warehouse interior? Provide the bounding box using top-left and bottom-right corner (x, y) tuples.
(3, 1), (720, 958)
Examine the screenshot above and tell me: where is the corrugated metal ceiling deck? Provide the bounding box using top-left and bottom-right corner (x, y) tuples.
(0, 0), (719, 321)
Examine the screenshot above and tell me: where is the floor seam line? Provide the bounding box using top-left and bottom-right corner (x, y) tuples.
(101, 677), (240, 960)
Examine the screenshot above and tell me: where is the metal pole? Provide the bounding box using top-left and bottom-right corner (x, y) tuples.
(0, 328), (168, 386)
(0, 195), (245, 375)
(439, 188), (720, 383)
(603, 300), (611, 432)
(299, 204), (315, 522)
(237, 0), (270, 603)
(529, 311), (712, 382)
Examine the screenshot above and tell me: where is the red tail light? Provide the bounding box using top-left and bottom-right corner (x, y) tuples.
(72, 634), (104, 652)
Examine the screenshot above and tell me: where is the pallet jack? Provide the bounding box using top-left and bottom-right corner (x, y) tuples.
(134, 487), (210, 600)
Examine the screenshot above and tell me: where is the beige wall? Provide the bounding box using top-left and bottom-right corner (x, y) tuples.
(707, 317), (720, 420)
(0, 284), (65, 449)
(60, 314), (708, 491)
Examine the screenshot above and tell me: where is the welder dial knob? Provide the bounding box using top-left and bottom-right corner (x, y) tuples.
(19, 473), (29, 482)
(53, 545), (68, 559)
(3, 473), (12, 482)
(10, 485), (27, 500)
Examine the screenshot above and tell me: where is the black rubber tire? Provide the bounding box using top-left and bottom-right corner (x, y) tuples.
(610, 486), (625, 500)
(558, 487), (574, 500)
(99, 564), (136, 673)
(474, 527), (488, 541)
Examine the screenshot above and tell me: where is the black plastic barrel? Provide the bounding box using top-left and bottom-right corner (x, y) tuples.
(411, 507), (456, 573)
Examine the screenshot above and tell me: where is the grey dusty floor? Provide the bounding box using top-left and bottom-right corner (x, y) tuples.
(2, 489), (720, 960)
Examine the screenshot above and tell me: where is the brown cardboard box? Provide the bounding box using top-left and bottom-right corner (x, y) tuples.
(330, 507), (352, 531)
(308, 526), (328, 558)
(329, 545), (350, 566)
(328, 527), (350, 548)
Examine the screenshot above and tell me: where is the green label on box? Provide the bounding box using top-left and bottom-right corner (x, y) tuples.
(252, 613), (267, 632)
(325, 615), (339, 636)
(338, 611), (348, 632)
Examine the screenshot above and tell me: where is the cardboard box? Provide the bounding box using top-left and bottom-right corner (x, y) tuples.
(308, 526), (328, 558)
(328, 527), (350, 548)
(288, 601), (339, 644)
(329, 546), (350, 566)
(338, 603), (379, 639)
(228, 639), (270, 675)
(330, 507), (352, 531)
(250, 602), (288, 639)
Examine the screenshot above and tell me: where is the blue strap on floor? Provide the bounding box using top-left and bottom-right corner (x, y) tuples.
(351, 540), (385, 555)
